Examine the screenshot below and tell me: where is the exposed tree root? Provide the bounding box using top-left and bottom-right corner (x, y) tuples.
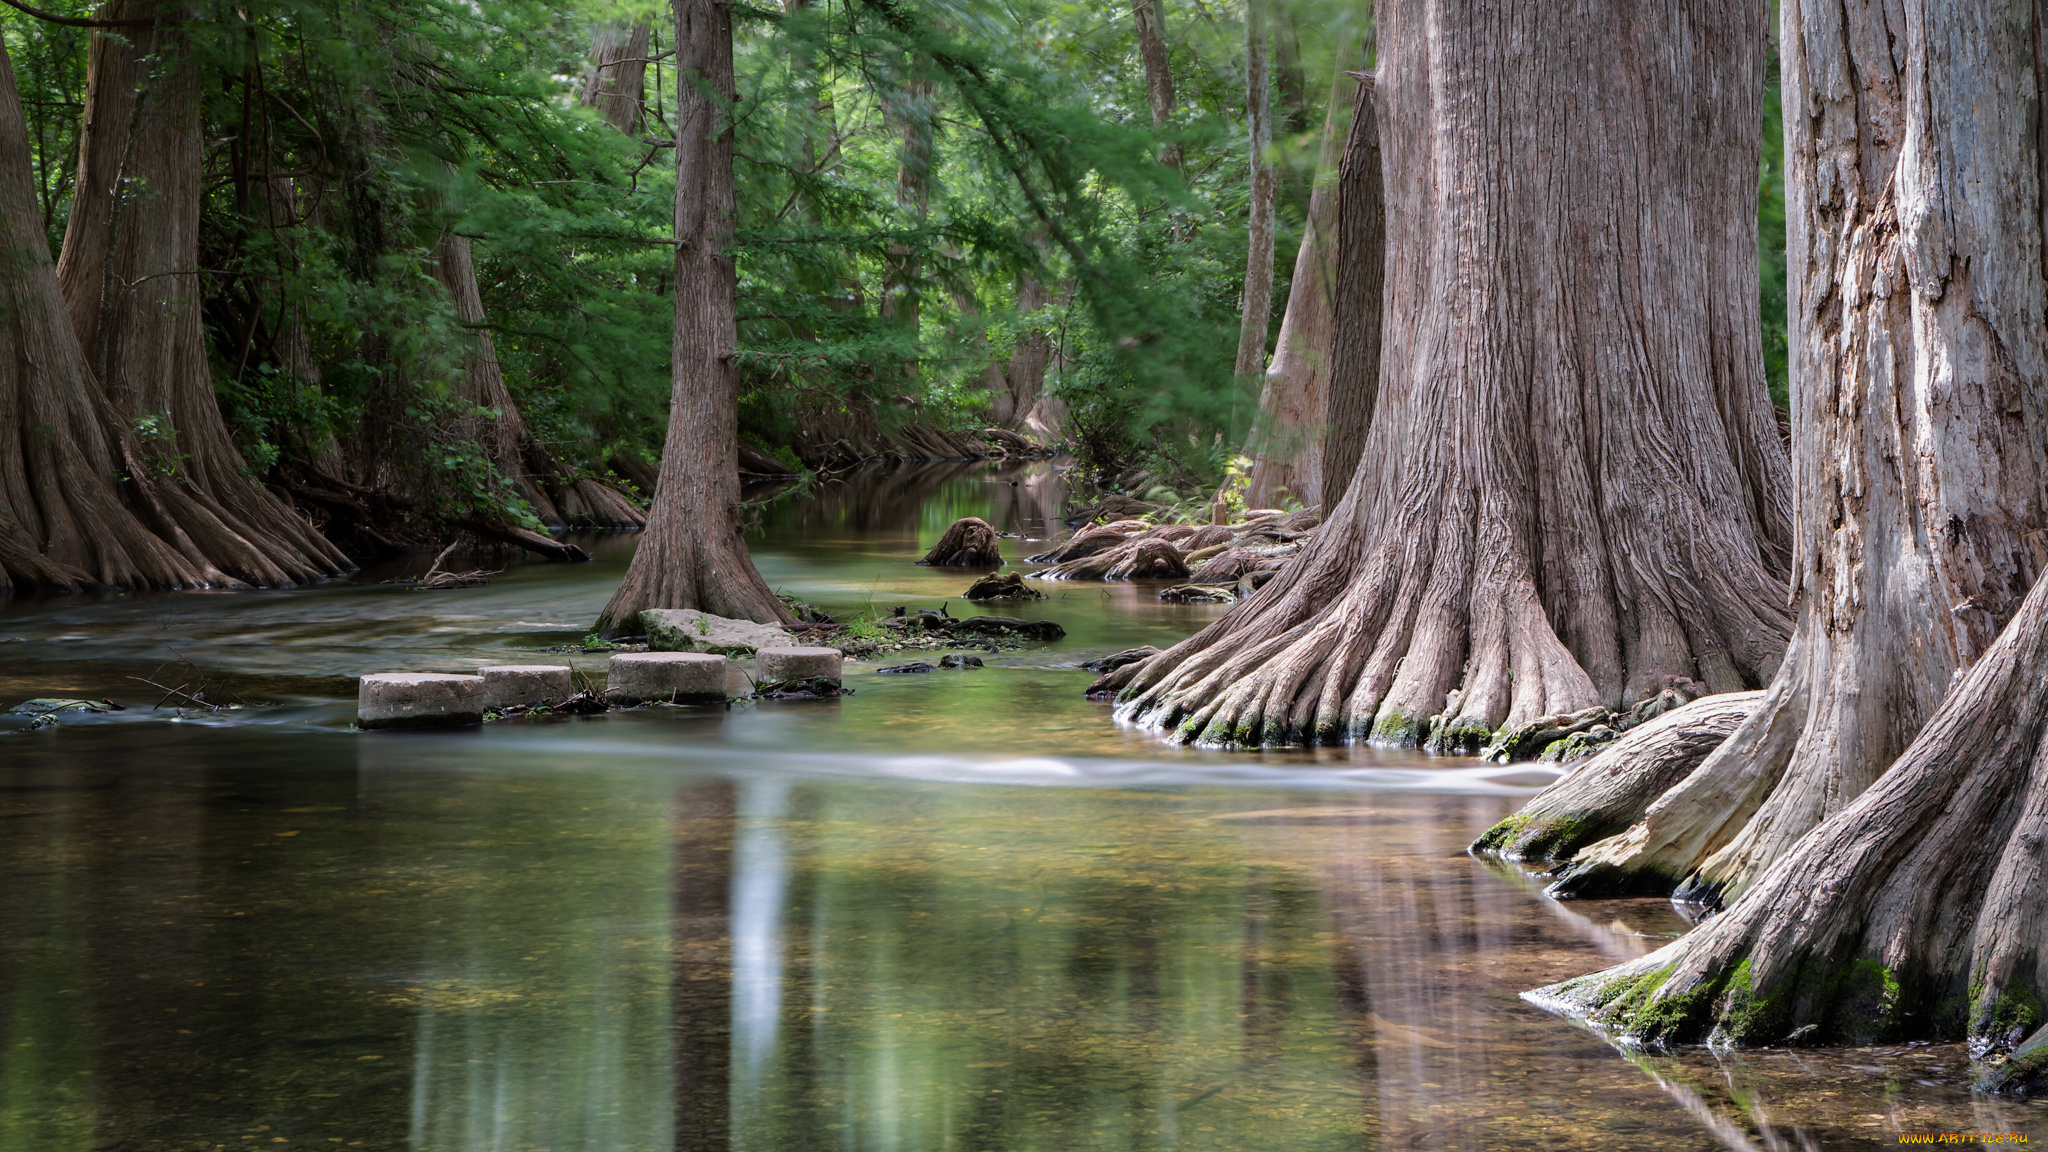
(1024, 524), (1142, 565)
(1037, 538), (1189, 581)
(919, 517), (1002, 566)
(1471, 691), (1761, 862)
(1529, 574), (2048, 1065)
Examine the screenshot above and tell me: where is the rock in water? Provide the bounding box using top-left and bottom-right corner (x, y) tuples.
(963, 572), (1043, 600)
(877, 662), (938, 674)
(477, 665), (574, 710)
(939, 654), (984, 669)
(358, 673), (486, 729)
(920, 517), (1004, 566)
(639, 608), (792, 656)
(605, 652), (730, 705)
(951, 616), (1064, 641)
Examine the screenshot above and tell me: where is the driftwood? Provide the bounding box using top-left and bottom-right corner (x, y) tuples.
(920, 517), (1003, 566)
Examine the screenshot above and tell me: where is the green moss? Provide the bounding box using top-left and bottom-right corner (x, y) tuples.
(1369, 711), (1426, 747)
(1470, 814), (1534, 854)
(1425, 719), (1494, 755)
(1826, 959), (1902, 1045)
(1972, 984), (2042, 1042)
(1469, 812), (1603, 862)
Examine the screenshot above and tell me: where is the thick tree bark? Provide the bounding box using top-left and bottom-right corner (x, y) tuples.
(1546, 0), (2048, 906)
(595, 0), (794, 634)
(428, 232), (645, 530)
(1097, 0), (1792, 750)
(0, 37), (220, 593)
(1131, 0), (1180, 173)
(583, 20), (652, 135)
(881, 73), (932, 387)
(1245, 46), (1358, 509)
(1531, 569), (2048, 1062)
(52, 0), (346, 586)
(990, 272), (1051, 431)
(1233, 0), (1276, 382)
(1318, 70), (1384, 508)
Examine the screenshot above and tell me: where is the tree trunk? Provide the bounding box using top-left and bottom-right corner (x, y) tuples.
(1096, 0), (1792, 750)
(1532, 568), (2048, 1060)
(1318, 71), (1384, 508)
(428, 232), (646, 530)
(1132, 0), (1180, 173)
(881, 74), (932, 388)
(1544, 0), (2048, 907)
(992, 272), (1051, 431)
(0, 37), (221, 594)
(1244, 46), (1358, 509)
(583, 20), (652, 135)
(53, 0), (347, 587)
(1233, 0), (1276, 382)
(596, 0), (795, 635)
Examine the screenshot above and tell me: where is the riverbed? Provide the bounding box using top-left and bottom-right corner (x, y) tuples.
(0, 459), (2036, 1149)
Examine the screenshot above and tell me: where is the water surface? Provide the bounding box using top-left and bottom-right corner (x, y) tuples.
(2, 460), (2038, 1149)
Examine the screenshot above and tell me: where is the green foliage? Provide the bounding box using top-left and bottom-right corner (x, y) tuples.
(1760, 11), (1789, 411)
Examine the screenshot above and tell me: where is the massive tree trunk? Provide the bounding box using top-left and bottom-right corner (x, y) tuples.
(1318, 71), (1384, 508)
(1132, 0), (1180, 173)
(1233, 0), (1276, 383)
(53, 0), (346, 586)
(1532, 568), (2048, 1065)
(990, 271), (1050, 432)
(428, 232), (646, 530)
(1543, 0), (2048, 907)
(0, 37), (224, 593)
(1096, 0), (1793, 750)
(1244, 46), (1358, 509)
(583, 20), (652, 135)
(596, 0), (795, 635)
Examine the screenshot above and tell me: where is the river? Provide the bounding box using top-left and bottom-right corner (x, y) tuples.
(0, 459), (2035, 1149)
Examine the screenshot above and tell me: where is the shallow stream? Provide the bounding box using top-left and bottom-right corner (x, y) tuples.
(1, 459), (2037, 1149)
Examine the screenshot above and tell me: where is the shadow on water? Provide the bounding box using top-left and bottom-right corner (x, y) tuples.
(3, 459), (2042, 1149)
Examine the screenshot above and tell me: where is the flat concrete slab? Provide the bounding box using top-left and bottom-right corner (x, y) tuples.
(477, 664), (575, 710)
(606, 652), (729, 705)
(359, 673), (485, 729)
(756, 646), (842, 685)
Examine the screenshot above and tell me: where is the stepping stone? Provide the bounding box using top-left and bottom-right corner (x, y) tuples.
(606, 652), (729, 705)
(756, 646), (843, 686)
(477, 664), (574, 710)
(358, 673), (485, 730)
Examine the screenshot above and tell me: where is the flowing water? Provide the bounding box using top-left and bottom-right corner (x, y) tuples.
(1, 460), (2038, 1150)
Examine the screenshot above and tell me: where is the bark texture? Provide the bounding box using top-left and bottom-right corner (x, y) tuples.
(918, 517), (1002, 566)
(1244, 47), (1358, 510)
(1532, 570), (2048, 1060)
(596, 0), (792, 634)
(1099, 0), (1793, 750)
(1319, 73), (1385, 511)
(583, 20), (652, 134)
(1233, 0), (1276, 382)
(429, 232), (645, 529)
(1548, 0), (2048, 906)
(1471, 691), (1762, 862)
(1132, 0), (1180, 172)
(0, 37), (216, 593)
(990, 272), (1051, 431)
(52, 0), (346, 586)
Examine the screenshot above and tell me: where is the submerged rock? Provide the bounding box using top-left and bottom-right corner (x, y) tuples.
(951, 616), (1065, 641)
(10, 698), (123, 715)
(963, 572), (1043, 601)
(938, 654), (983, 669)
(877, 661), (938, 674)
(640, 608), (792, 657)
(1080, 646), (1159, 673)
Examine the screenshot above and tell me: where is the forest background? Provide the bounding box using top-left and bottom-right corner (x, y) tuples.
(0, 0), (1790, 558)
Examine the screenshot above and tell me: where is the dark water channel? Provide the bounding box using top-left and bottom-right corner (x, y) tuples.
(1, 460), (2039, 1150)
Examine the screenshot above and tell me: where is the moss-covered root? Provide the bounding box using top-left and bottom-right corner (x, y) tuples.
(1530, 951), (1906, 1050)
(1470, 692), (1761, 863)
(1984, 1024), (2048, 1095)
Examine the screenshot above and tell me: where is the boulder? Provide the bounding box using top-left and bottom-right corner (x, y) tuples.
(877, 661), (938, 674)
(938, 654), (983, 669)
(951, 616), (1064, 641)
(756, 646), (843, 685)
(606, 652), (730, 705)
(358, 673), (486, 730)
(640, 608), (792, 657)
(477, 664), (574, 710)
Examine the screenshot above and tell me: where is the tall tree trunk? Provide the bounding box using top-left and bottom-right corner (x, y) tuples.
(1096, 0), (1792, 750)
(1318, 69), (1384, 508)
(1233, 0), (1276, 382)
(881, 73), (932, 389)
(1244, 44), (1359, 509)
(1132, 0), (1180, 173)
(0, 37), (221, 593)
(991, 271), (1051, 432)
(53, 0), (346, 586)
(429, 232), (646, 530)
(596, 0), (795, 634)
(583, 20), (652, 135)
(1541, 0), (2048, 907)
